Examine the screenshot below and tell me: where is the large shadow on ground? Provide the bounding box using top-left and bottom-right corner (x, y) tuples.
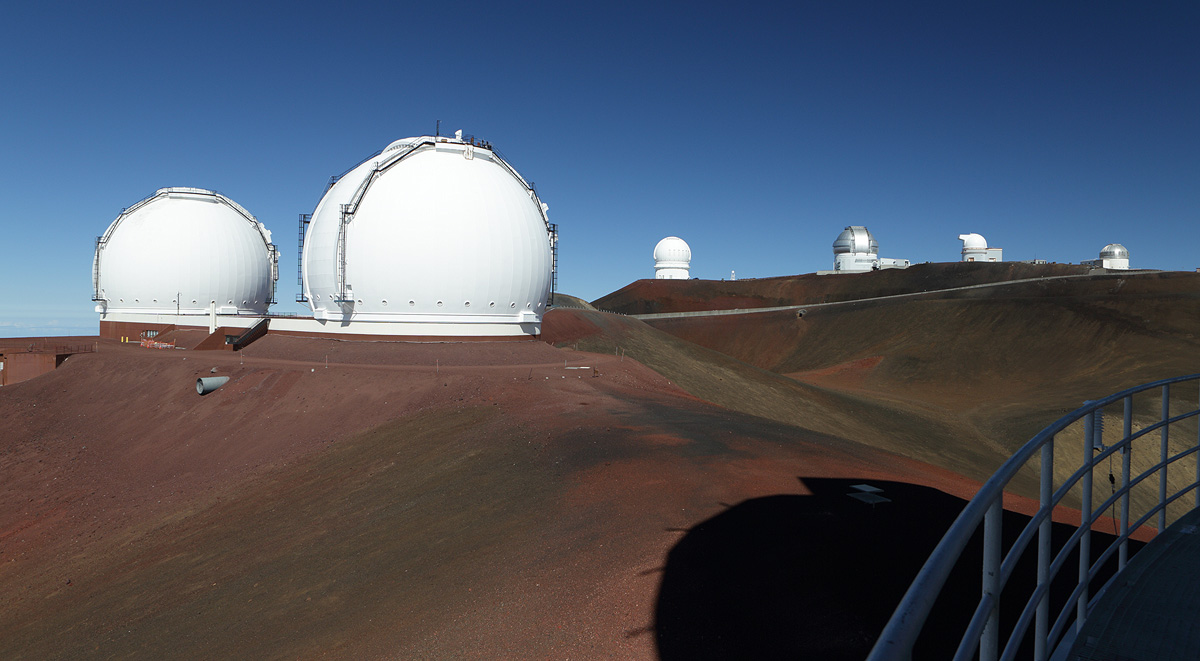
(654, 478), (1138, 660)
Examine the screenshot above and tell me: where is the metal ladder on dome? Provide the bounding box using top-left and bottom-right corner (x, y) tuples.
(549, 222), (558, 307)
(295, 214), (310, 303)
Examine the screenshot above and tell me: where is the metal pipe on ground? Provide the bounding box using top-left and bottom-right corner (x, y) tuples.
(196, 376), (229, 395)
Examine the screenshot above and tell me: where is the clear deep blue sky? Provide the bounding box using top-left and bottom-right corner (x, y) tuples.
(2, 2), (1197, 337)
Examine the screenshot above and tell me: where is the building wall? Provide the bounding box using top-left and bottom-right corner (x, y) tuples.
(834, 253), (878, 272)
(0, 352), (57, 386)
(963, 248), (1003, 262)
(99, 320), (181, 341)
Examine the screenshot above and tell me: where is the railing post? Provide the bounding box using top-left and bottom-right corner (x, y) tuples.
(1120, 396), (1132, 570)
(1161, 385), (1170, 534)
(1035, 439), (1054, 661)
(982, 497), (1002, 661)
(1078, 411), (1094, 631)
(1196, 383), (1200, 510)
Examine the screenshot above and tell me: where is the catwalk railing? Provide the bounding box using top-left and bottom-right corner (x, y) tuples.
(867, 373), (1200, 661)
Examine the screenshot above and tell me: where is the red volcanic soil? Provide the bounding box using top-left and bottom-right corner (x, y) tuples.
(6, 265), (1189, 660)
(593, 261), (1093, 314)
(0, 333), (1001, 659)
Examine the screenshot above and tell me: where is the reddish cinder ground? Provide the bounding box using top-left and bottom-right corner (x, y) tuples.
(0, 330), (1001, 659)
(5, 264), (1190, 660)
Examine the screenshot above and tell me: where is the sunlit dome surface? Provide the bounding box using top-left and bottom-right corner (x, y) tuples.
(1100, 243), (1129, 259)
(654, 236), (691, 265)
(93, 187), (277, 315)
(833, 226), (878, 255)
(959, 233), (988, 250)
(301, 134), (554, 334)
(653, 236), (691, 280)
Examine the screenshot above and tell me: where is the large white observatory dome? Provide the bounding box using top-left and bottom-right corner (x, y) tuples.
(653, 236), (691, 279)
(301, 133), (555, 336)
(93, 187), (278, 315)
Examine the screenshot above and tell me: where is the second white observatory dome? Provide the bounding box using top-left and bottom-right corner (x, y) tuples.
(301, 133), (555, 336)
(654, 237), (691, 279)
(93, 187), (278, 315)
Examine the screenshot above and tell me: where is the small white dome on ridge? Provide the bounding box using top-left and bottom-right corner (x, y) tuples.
(654, 236), (691, 279)
(958, 233), (988, 250)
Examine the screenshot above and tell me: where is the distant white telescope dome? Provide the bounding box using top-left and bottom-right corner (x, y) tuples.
(959, 232), (1002, 262)
(301, 133), (554, 335)
(959, 233), (988, 250)
(93, 187), (278, 315)
(654, 236), (691, 279)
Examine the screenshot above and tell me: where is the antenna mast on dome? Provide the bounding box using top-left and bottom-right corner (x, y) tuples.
(435, 119), (441, 137)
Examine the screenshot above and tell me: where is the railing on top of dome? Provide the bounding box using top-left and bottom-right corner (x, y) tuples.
(867, 374), (1200, 661)
(322, 150), (384, 200)
(455, 132), (493, 150)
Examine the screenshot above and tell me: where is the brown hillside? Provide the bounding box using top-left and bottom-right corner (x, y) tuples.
(542, 308), (1029, 487)
(0, 334), (990, 659)
(4, 271), (1194, 658)
(641, 271), (1200, 449)
(593, 261), (1093, 314)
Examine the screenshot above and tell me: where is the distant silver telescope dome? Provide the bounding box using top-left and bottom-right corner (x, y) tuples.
(833, 226), (879, 255)
(1100, 243), (1129, 259)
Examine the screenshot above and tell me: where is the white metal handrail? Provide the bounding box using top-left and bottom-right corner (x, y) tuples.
(867, 373), (1200, 661)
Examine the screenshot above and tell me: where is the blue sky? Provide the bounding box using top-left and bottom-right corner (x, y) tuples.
(2, 2), (1197, 337)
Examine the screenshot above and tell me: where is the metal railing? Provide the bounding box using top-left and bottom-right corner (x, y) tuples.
(868, 373), (1200, 661)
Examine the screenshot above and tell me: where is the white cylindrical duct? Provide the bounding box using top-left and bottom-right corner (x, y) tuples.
(196, 376), (230, 395)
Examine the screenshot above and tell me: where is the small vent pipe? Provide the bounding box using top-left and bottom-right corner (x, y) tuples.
(196, 376), (230, 395)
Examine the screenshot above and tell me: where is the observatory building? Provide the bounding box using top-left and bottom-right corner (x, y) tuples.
(1082, 244), (1130, 270)
(959, 233), (1002, 262)
(93, 187), (278, 340)
(831, 226), (910, 273)
(299, 132), (556, 338)
(653, 237), (691, 279)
